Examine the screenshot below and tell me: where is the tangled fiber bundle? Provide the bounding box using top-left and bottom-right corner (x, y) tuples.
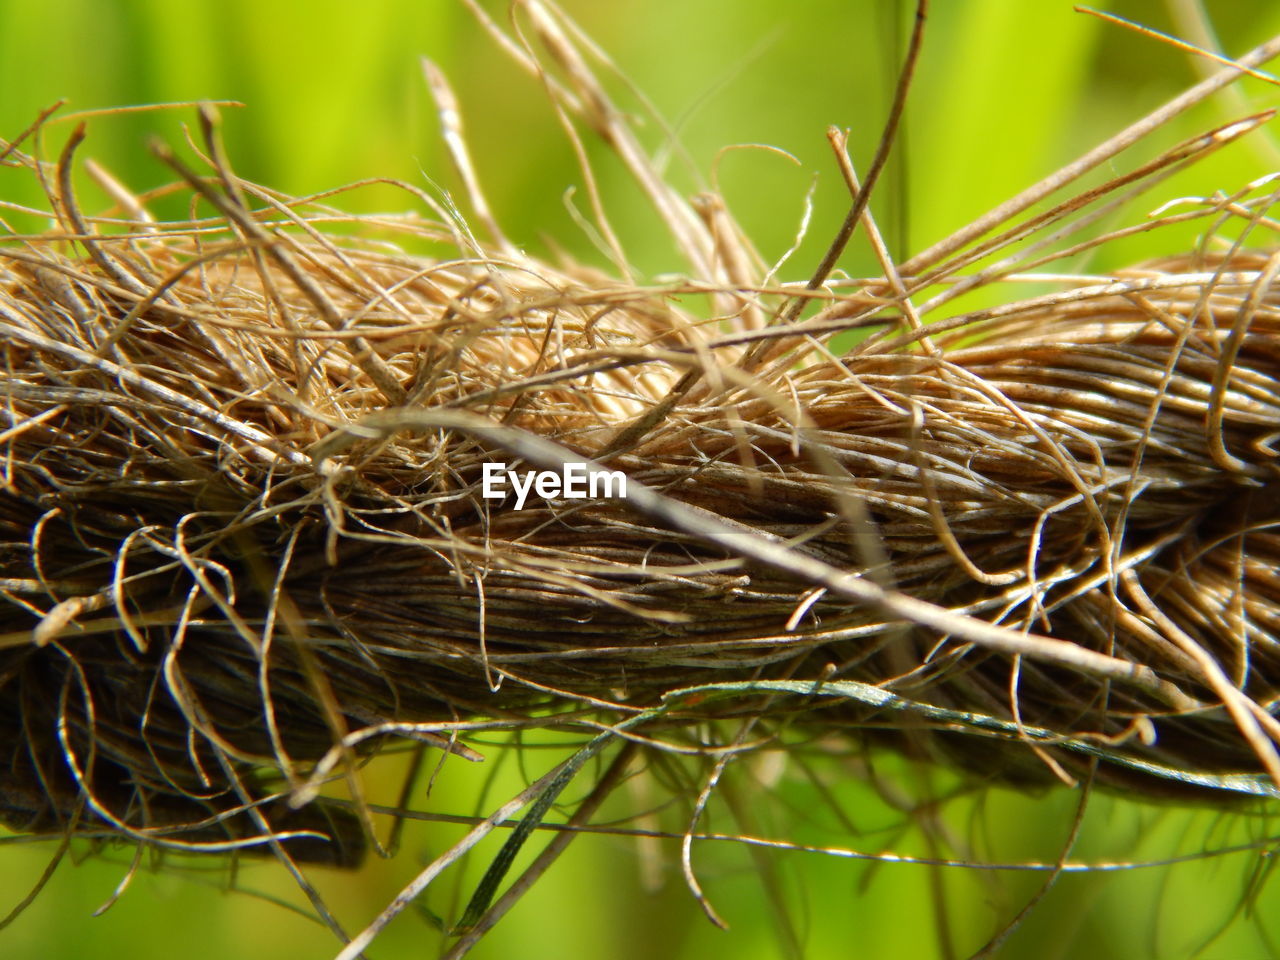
(3, 2), (1280, 953)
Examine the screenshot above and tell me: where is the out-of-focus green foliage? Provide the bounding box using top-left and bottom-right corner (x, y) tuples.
(3, 2), (1280, 958)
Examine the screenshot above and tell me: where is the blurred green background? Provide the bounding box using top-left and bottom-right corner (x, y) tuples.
(3, 1), (1280, 958)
